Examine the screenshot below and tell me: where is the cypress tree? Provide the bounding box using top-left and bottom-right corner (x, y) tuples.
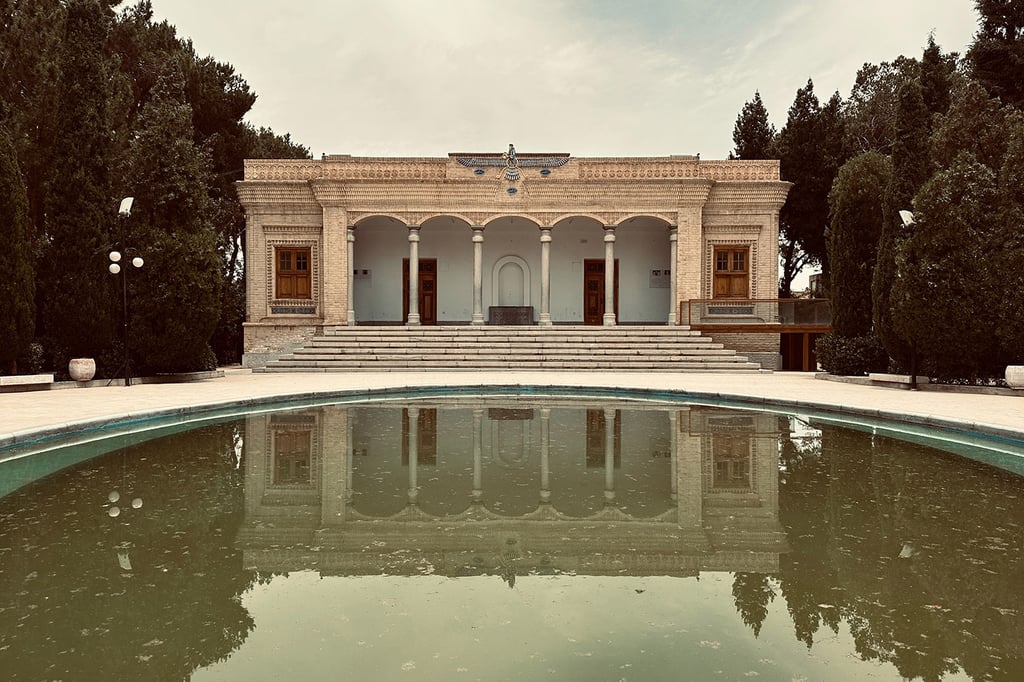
(968, 0), (1024, 110)
(38, 0), (117, 370)
(891, 155), (1006, 379)
(0, 126), (35, 373)
(995, 114), (1024, 364)
(873, 79), (930, 373)
(920, 34), (953, 121)
(121, 72), (222, 374)
(826, 152), (892, 337)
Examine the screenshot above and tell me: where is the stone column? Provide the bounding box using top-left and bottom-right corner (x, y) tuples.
(471, 226), (485, 325)
(540, 407), (551, 502)
(539, 227), (553, 326)
(321, 206), (348, 325)
(668, 409), (678, 501)
(347, 227), (356, 326)
(472, 408), (483, 502)
(407, 225), (421, 326)
(603, 225), (616, 326)
(346, 410), (354, 508)
(604, 407), (616, 502)
(676, 407), (702, 529)
(407, 408), (419, 505)
(668, 225), (679, 326)
(321, 407), (348, 525)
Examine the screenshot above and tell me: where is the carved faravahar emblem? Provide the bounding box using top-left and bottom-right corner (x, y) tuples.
(455, 144), (570, 181)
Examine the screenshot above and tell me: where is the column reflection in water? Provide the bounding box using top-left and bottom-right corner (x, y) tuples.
(240, 401), (787, 578)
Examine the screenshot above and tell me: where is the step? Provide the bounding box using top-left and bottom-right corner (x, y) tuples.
(259, 325), (762, 373)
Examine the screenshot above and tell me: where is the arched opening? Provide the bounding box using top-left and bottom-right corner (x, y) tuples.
(498, 261), (525, 305)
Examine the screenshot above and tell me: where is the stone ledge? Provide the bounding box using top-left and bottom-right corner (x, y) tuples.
(818, 373), (1019, 396)
(868, 373), (931, 388)
(0, 374), (54, 386)
(0, 370), (224, 393)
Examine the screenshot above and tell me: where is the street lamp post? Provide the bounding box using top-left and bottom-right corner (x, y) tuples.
(109, 197), (143, 386)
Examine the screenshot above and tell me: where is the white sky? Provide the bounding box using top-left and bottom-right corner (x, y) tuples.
(149, 0), (980, 160)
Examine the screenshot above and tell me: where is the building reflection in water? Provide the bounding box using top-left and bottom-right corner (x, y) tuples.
(238, 402), (788, 581)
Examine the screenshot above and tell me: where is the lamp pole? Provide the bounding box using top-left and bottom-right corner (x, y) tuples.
(109, 197), (143, 387)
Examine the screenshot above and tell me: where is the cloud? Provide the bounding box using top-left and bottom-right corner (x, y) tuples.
(151, 0), (978, 159)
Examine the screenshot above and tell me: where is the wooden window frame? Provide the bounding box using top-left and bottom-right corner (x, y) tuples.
(275, 246), (312, 300)
(712, 246), (750, 299)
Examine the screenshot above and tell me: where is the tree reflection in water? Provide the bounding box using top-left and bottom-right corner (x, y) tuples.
(0, 423), (254, 680)
(775, 424), (1024, 681)
(0, 401), (1021, 681)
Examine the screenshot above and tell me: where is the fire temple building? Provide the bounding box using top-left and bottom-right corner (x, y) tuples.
(236, 146), (829, 372)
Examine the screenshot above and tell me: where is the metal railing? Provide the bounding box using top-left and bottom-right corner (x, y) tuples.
(683, 298), (832, 327)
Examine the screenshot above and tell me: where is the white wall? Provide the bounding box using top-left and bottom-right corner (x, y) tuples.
(351, 214), (673, 323)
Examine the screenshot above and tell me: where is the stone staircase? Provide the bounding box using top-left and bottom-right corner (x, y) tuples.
(255, 325), (763, 372)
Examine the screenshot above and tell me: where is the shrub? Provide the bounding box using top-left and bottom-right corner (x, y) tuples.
(816, 334), (888, 376)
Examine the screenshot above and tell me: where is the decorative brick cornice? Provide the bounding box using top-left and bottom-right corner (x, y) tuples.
(243, 154), (783, 183)
(236, 182), (318, 208)
(706, 181), (791, 209)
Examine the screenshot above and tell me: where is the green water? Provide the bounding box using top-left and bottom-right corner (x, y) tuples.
(1, 399), (1021, 681)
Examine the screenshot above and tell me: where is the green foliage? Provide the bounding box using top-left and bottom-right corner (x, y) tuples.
(931, 79), (1014, 171)
(776, 81), (848, 292)
(0, 0), (66, 237)
(130, 227), (222, 374)
(122, 74), (222, 374)
(995, 115), (1024, 362)
(245, 125), (312, 160)
(827, 152), (891, 337)
(968, 0), (1024, 109)
(0, 126), (35, 373)
(920, 34), (954, 119)
(874, 80), (931, 372)
(891, 155), (1008, 378)
(814, 333), (888, 376)
(38, 0), (118, 364)
(730, 91), (776, 160)
(843, 56), (919, 155)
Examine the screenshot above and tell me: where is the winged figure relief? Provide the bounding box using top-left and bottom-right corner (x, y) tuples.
(456, 144), (570, 181)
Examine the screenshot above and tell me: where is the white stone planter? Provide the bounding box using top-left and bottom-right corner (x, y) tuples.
(68, 357), (96, 382)
(1005, 365), (1024, 389)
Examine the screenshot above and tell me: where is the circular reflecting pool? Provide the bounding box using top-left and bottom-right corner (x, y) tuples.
(1, 396), (1022, 681)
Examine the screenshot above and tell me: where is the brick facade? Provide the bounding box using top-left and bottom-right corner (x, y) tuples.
(236, 150), (790, 366)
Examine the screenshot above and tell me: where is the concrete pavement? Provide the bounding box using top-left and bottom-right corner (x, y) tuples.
(1, 369), (1022, 454)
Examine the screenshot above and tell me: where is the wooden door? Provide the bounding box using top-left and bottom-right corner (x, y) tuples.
(402, 258), (437, 325)
(583, 259), (618, 325)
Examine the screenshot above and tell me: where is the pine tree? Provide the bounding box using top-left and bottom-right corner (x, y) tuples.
(844, 57), (919, 155)
(730, 91), (776, 160)
(0, 126), (35, 373)
(776, 80), (848, 293)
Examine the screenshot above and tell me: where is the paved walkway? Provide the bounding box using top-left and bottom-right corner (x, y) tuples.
(1, 369), (1022, 451)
